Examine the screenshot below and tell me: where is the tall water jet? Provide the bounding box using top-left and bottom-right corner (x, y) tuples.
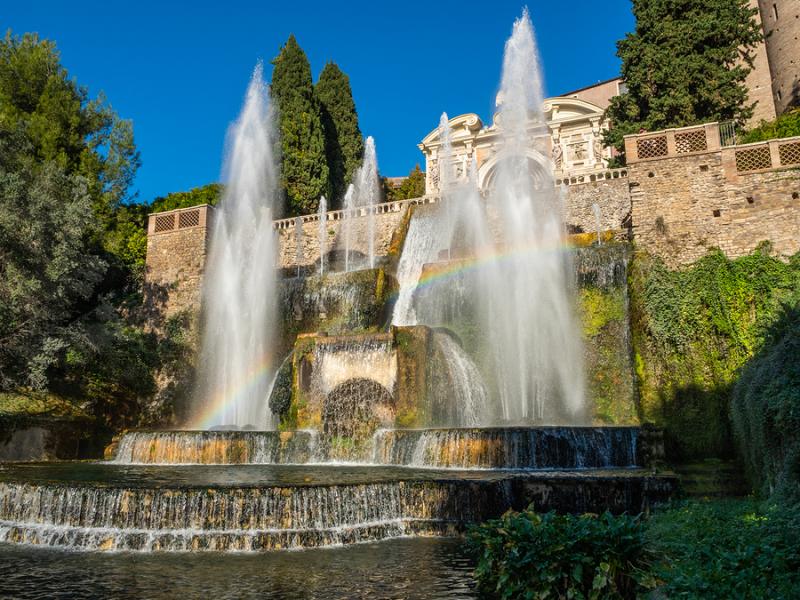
(341, 137), (381, 272)
(472, 10), (586, 422)
(438, 113), (455, 260)
(318, 195), (327, 275)
(192, 63), (279, 430)
(295, 216), (303, 277)
(343, 184), (355, 272)
(354, 136), (380, 269)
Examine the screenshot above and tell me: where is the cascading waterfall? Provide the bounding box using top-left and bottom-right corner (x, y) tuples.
(111, 430), (316, 465)
(372, 427), (639, 469)
(430, 332), (489, 427)
(391, 206), (448, 326)
(192, 63), (279, 430)
(461, 10), (586, 423)
(318, 196), (327, 275)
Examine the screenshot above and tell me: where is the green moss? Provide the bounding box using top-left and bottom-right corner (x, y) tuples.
(580, 287), (626, 337)
(0, 392), (88, 420)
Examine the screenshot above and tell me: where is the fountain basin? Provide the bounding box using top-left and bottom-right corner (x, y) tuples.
(0, 462), (676, 552)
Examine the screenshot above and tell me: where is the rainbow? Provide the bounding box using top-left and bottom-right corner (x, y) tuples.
(189, 351), (277, 430)
(389, 238), (577, 299)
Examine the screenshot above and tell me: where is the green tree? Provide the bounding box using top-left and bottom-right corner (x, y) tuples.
(315, 61), (364, 207)
(270, 35), (328, 216)
(0, 126), (106, 389)
(603, 0), (762, 160)
(384, 164), (426, 201)
(0, 31), (140, 227)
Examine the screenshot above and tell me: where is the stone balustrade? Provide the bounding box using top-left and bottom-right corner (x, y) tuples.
(556, 168), (628, 187)
(624, 123), (721, 163)
(625, 122), (800, 175)
(272, 195), (439, 230)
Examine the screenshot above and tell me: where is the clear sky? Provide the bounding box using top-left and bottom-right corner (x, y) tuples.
(4, 0), (635, 204)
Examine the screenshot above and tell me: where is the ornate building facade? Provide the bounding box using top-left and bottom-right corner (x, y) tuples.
(418, 86), (619, 195)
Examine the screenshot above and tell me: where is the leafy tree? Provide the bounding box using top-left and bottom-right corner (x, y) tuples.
(0, 126), (106, 389)
(271, 35), (328, 216)
(0, 31), (140, 228)
(603, 0), (762, 160)
(384, 164), (426, 201)
(315, 62), (364, 207)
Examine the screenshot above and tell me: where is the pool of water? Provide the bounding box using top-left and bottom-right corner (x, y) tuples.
(0, 537), (477, 599)
(0, 461), (648, 489)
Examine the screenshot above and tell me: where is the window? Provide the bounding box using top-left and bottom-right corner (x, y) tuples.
(772, 3), (778, 20)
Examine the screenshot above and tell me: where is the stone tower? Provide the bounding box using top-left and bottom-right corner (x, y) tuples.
(757, 0), (800, 114)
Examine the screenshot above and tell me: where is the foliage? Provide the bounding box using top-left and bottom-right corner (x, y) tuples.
(0, 31), (140, 227)
(315, 62), (363, 207)
(468, 509), (650, 599)
(0, 129), (106, 390)
(0, 30), (196, 433)
(630, 247), (800, 460)
(731, 301), (800, 501)
(740, 108), (800, 144)
(646, 499), (800, 598)
(384, 164), (426, 202)
(271, 35), (328, 216)
(603, 0), (762, 159)
(150, 182), (222, 213)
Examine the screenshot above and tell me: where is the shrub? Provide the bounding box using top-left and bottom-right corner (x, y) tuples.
(468, 509), (649, 599)
(731, 305), (800, 501)
(740, 108), (800, 144)
(646, 499), (800, 598)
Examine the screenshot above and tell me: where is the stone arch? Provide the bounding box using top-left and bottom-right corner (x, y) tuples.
(322, 378), (394, 439)
(477, 149), (551, 193)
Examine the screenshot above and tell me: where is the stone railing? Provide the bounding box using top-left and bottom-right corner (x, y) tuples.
(147, 204), (213, 235)
(272, 195), (439, 231)
(624, 123), (721, 163)
(728, 137), (800, 174)
(625, 122), (800, 175)
(556, 168), (628, 187)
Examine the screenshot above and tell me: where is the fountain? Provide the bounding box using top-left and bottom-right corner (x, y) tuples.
(192, 63), (279, 430)
(592, 202), (603, 245)
(0, 10), (675, 556)
(318, 195), (327, 275)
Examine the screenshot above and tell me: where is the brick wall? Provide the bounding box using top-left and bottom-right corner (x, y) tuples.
(758, 0), (800, 114)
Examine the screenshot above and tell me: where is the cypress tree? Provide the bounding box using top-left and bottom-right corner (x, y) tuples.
(603, 0), (762, 160)
(270, 35), (328, 215)
(315, 61), (364, 207)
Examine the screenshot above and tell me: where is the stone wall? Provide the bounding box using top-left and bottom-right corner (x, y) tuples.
(628, 146), (800, 267)
(564, 175), (631, 233)
(275, 202), (411, 271)
(144, 205), (212, 321)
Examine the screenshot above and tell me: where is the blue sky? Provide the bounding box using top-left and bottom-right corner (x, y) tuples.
(4, 0), (634, 203)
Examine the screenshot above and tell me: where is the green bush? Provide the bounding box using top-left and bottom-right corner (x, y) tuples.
(740, 108), (800, 144)
(646, 499), (800, 598)
(468, 509), (649, 599)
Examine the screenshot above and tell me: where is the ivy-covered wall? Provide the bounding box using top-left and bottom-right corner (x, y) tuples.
(629, 245), (800, 462)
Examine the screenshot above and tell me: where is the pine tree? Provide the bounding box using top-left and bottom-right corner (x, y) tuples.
(603, 0), (762, 160)
(315, 62), (364, 207)
(270, 35), (328, 215)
